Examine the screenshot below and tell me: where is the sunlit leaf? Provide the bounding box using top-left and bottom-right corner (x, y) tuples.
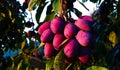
(65, 63), (72, 70)
(17, 60), (23, 70)
(108, 31), (117, 47)
(44, 12), (56, 22)
(46, 58), (54, 70)
(21, 40), (26, 49)
(52, 0), (61, 13)
(53, 49), (66, 70)
(8, 10), (12, 19)
(86, 66), (108, 70)
(28, 0), (38, 11)
(12, 62), (14, 70)
(38, 42), (45, 48)
(26, 66), (29, 70)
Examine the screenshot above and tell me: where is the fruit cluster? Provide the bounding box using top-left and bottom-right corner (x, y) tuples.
(38, 15), (93, 63)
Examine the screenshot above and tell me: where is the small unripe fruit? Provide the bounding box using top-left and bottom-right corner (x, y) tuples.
(78, 47), (90, 64)
(38, 22), (50, 35)
(53, 34), (65, 50)
(62, 4), (67, 10)
(40, 29), (54, 43)
(75, 18), (91, 31)
(50, 17), (66, 34)
(79, 15), (94, 23)
(44, 43), (54, 58)
(27, 31), (35, 37)
(64, 23), (77, 38)
(64, 39), (79, 58)
(76, 30), (91, 47)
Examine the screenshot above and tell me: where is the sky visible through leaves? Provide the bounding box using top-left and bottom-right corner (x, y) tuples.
(19, 0), (97, 32)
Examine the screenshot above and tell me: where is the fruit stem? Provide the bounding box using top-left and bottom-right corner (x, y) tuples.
(59, 0), (63, 17)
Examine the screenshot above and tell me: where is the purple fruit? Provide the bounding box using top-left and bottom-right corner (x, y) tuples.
(78, 47), (90, 64)
(76, 30), (91, 47)
(40, 29), (54, 43)
(79, 15), (94, 23)
(74, 18), (91, 31)
(64, 39), (79, 58)
(79, 55), (89, 64)
(53, 34), (65, 50)
(64, 23), (78, 38)
(50, 17), (66, 34)
(38, 22), (50, 35)
(44, 43), (54, 58)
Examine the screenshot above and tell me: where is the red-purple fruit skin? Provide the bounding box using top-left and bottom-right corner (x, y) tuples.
(64, 39), (79, 58)
(53, 34), (65, 51)
(44, 43), (54, 58)
(78, 47), (90, 64)
(38, 22), (50, 35)
(75, 18), (91, 31)
(40, 29), (54, 43)
(76, 30), (91, 47)
(50, 17), (66, 34)
(79, 15), (94, 23)
(64, 23), (78, 38)
(27, 31), (35, 37)
(79, 55), (89, 64)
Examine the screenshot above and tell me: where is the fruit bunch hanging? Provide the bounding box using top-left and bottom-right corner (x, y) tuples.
(38, 14), (93, 63)
(34, 0), (94, 69)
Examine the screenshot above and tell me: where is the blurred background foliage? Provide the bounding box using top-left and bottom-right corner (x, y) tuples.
(0, 0), (120, 70)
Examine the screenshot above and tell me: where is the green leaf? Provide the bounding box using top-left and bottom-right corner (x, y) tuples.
(53, 49), (66, 70)
(17, 60), (23, 70)
(86, 66), (108, 70)
(52, 0), (61, 13)
(46, 3), (53, 15)
(90, 0), (99, 3)
(21, 40), (26, 49)
(108, 31), (117, 47)
(38, 42), (45, 48)
(36, 2), (47, 23)
(82, 0), (88, 2)
(77, 0), (89, 11)
(44, 12), (56, 22)
(28, 0), (38, 11)
(72, 8), (82, 17)
(46, 58), (54, 70)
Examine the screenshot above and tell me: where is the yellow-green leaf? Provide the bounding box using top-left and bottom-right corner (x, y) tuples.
(17, 60), (23, 70)
(46, 58), (54, 70)
(21, 40), (26, 49)
(26, 66), (29, 70)
(53, 49), (65, 70)
(109, 31), (117, 47)
(52, 0), (61, 14)
(28, 0), (38, 11)
(86, 66), (108, 70)
(38, 42), (45, 48)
